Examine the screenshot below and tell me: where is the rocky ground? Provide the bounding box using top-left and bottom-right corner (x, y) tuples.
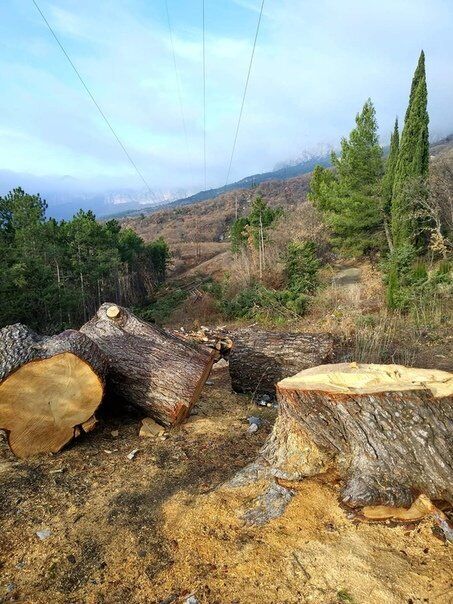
(1, 366), (452, 604)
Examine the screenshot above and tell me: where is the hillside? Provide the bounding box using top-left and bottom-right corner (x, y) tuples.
(123, 136), (453, 279)
(124, 174), (311, 243)
(113, 154), (330, 220)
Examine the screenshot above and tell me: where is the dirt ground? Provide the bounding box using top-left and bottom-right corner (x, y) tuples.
(1, 367), (452, 604)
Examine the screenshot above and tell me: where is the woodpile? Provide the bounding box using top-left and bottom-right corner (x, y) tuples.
(228, 328), (334, 399)
(170, 325), (233, 361)
(0, 304), (216, 457)
(259, 362), (453, 517)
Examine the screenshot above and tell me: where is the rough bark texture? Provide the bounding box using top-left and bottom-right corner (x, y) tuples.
(228, 328), (334, 399)
(0, 323), (107, 458)
(81, 303), (216, 427)
(260, 363), (453, 510)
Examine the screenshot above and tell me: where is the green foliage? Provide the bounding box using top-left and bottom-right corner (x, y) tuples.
(391, 51), (430, 249)
(310, 99), (384, 255)
(230, 217), (249, 252)
(146, 237), (171, 282)
(284, 241), (319, 294)
(230, 195), (283, 252)
(382, 118), (399, 219)
(212, 239), (321, 324)
(384, 245), (451, 311)
(384, 244), (417, 310)
(0, 188), (170, 332)
(136, 288), (188, 324)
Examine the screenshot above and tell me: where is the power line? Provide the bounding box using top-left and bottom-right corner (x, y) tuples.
(31, 0), (157, 200)
(224, 0), (265, 188)
(164, 0), (193, 183)
(202, 0), (207, 190)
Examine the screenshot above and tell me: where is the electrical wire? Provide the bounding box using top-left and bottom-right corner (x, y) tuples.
(164, 0), (193, 185)
(202, 0), (207, 190)
(31, 0), (157, 200)
(224, 0), (265, 188)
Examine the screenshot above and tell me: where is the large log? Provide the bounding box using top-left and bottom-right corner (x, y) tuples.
(0, 324), (107, 458)
(228, 328), (334, 399)
(260, 363), (453, 512)
(81, 303), (216, 427)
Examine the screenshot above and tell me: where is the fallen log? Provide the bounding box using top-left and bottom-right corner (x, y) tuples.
(260, 362), (453, 511)
(81, 303), (215, 427)
(0, 324), (107, 458)
(228, 328), (334, 399)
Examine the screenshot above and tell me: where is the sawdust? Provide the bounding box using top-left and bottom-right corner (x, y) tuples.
(0, 368), (452, 603)
(160, 478), (453, 603)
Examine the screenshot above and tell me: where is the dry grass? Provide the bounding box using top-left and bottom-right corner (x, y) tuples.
(123, 174), (312, 247)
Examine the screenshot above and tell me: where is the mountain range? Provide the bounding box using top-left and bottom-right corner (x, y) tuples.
(0, 154), (331, 221)
(2, 134), (452, 221)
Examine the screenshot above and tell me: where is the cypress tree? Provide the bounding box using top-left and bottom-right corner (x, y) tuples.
(382, 118), (399, 218)
(404, 50), (425, 122)
(381, 118), (399, 251)
(391, 51), (430, 249)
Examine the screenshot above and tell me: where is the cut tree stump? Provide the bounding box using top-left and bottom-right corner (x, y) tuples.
(0, 324), (107, 458)
(81, 303), (216, 427)
(228, 328), (334, 399)
(260, 362), (453, 512)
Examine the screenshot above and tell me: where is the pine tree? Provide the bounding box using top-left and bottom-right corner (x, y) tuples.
(310, 99), (384, 255)
(391, 51), (430, 249)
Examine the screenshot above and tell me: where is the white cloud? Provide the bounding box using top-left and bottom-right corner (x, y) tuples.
(0, 0), (452, 192)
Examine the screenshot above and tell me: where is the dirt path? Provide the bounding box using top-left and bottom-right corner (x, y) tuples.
(1, 368), (452, 603)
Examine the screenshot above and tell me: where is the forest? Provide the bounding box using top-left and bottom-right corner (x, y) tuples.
(0, 189), (170, 333)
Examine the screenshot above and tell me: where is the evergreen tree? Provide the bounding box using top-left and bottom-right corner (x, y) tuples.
(382, 118), (399, 218)
(391, 51), (430, 249)
(229, 195), (282, 252)
(310, 99), (384, 255)
(381, 118), (399, 250)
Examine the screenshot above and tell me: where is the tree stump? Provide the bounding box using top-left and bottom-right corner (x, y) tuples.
(81, 303), (216, 427)
(0, 324), (107, 458)
(260, 362), (453, 512)
(228, 328), (334, 399)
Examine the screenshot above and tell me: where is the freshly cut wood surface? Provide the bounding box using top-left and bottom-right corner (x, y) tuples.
(260, 362), (453, 510)
(0, 324), (107, 458)
(228, 328), (334, 399)
(279, 362), (453, 397)
(81, 303), (216, 427)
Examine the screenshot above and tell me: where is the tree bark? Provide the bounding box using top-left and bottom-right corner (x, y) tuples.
(0, 324), (107, 458)
(228, 328), (334, 399)
(260, 362), (453, 512)
(81, 303), (216, 427)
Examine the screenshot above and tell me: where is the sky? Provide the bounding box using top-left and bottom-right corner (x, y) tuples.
(0, 0), (452, 197)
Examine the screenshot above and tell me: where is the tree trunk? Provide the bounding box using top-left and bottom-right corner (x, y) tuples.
(0, 324), (107, 458)
(260, 363), (453, 513)
(228, 328), (334, 399)
(81, 303), (216, 427)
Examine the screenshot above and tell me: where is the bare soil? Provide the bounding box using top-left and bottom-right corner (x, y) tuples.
(1, 367), (452, 604)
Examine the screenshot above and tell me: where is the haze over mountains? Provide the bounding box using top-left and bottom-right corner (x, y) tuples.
(2, 134), (451, 221)
(0, 152), (331, 220)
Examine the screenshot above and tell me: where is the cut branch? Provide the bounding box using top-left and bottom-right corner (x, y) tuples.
(81, 303), (215, 427)
(260, 363), (453, 510)
(0, 324), (107, 458)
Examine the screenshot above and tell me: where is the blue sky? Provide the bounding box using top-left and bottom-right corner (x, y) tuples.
(1, 0), (452, 194)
